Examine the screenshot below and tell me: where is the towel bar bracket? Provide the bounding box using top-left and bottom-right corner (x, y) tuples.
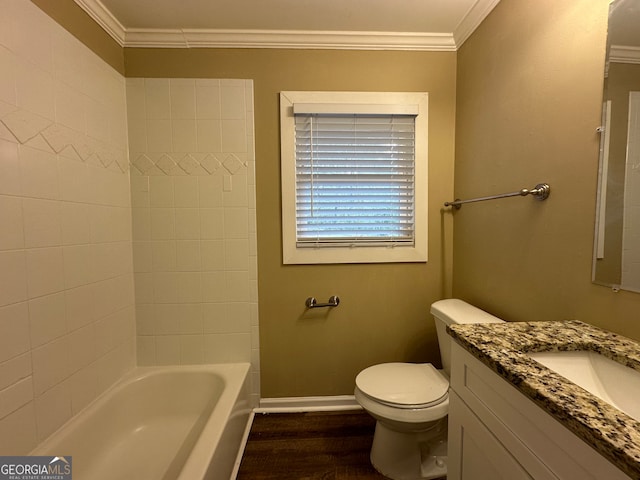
(305, 296), (340, 308)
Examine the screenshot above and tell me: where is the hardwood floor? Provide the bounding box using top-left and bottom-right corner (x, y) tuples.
(237, 410), (447, 480)
(236, 410), (390, 479)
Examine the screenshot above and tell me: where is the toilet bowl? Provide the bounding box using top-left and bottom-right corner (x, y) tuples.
(354, 299), (504, 480)
(355, 363), (449, 480)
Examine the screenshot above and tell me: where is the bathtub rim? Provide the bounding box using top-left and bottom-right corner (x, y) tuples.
(30, 362), (252, 480)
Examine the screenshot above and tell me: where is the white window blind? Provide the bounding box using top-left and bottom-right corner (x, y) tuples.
(294, 113), (416, 247)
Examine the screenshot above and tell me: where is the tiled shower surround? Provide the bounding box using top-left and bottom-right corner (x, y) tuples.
(127, 78), (260, 405)
(0, 0), (133, 453)
(0, 0), (260, 454)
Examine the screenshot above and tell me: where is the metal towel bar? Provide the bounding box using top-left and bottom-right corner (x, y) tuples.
(444, 183), (550, 209)
(305, 296), (340, 308)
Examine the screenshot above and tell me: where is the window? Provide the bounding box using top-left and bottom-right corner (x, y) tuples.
(280, 91), (428, 264)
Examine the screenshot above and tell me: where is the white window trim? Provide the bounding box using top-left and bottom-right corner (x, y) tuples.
(280, 91), (428, 265)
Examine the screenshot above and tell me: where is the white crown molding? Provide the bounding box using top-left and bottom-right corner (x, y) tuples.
(74, 0), (126, 46)
(453, 0), (501, 47)
(125, 29), (457, 51)
(74, 0), (498, 50)
(610, 45), (640, 65)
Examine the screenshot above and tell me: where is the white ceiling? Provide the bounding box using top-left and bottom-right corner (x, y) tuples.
(73, 0), (501, 50)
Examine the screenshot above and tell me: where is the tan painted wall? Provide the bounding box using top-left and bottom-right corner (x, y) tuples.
(125, 48), (457, 396)
(453, 0), (640, 340)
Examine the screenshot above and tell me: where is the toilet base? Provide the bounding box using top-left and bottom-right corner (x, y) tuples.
(370, 418), (447, 480)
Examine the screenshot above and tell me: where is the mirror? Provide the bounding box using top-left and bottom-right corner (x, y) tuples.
(593, 0), (640, 292)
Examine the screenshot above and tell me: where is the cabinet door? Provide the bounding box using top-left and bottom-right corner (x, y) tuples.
(448, 391), (534, 480)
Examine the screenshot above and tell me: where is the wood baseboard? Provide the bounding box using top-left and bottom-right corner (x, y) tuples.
(256, 395), (362, 413)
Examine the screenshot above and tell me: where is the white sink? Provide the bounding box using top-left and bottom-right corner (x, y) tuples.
(528, 350), (640, 422)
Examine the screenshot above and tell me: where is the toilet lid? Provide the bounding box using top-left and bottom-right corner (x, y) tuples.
(355, 363), (448, 408)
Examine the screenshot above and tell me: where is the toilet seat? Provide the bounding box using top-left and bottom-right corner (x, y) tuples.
(355, 363), (449, 409)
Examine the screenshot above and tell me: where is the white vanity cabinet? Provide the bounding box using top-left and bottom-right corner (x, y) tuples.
(447, 342), (632, 480)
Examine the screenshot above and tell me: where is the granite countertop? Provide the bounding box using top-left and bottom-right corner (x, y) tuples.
(447, 320), (640, 479)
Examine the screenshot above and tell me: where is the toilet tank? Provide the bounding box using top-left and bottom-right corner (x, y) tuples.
(431, 299), (504, 375)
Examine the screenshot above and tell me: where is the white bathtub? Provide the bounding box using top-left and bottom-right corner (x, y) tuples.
(31, 363), (252, 480)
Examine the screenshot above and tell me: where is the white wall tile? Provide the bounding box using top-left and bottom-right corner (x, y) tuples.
(0, 46), (16, 105)
(0, 353), (31, 392)
(127, 116), (147, 152)
(0, 139), (22, 196)
(196, 83), (221, 119)
(54, 80), (85, 133)
(19, 145), (59, 199)
(63, 245), (91, 289)
(7, 0), (54, 74)
(149, 176), (174, 207)
(180, 335), (204, 364)
(175, 240), (201, 271)
(196, 119), (222, 152)
(220, 85), (246, 119)
(173, 177), (199, 207)
(132, 207), (151, 241)
(224, 207), (248, 238)
(0, 251), (27, 307)
(155, 335), (180, 365)
(144, 79), (171, 119)
(204, 333), (251, 363)
(134, 273), (154, 304)
(28, 293), (66, 348)
(68, 365), (98, 414)
(52, 29), (85, 93)
(152, 240), (177, 272)
(170, 79), (196, 119)
(65, 285), (96, 332)
(133, 241), (153, 273)
(0, 302), (29, 363)
(26, 247), (64, 299)
(175, 208), (200, 239)
(126, 80), (146, 119)
(0, 195), (24, 250)
(22, 198), (61, 248)
(32, 336), (71, 395)
(225, 272), (250, 302)
(136, 336), (156, 366)
(201, 272), (226, 302)
(152, 272), (180, 304)
(200, 208), (225, 239)
(176, 304), (203, 334)
(146, 119), (173, 152)
(58, 156), (89, 203)
(15, 60), (55, 121)
(201, 240), (225, 271)
(85, 97), (109, 143)
(2, 2), (135, 450)
(177, 272), (202, 303)
(172, 118), (197, 152)
(224, 239), (249, 271)
(198, 176), (223, 207)
(0, 403), (37, 454)
(34, 380), (71, 441)
(0, 377), (33, 420)
(128, 76), (259, 401)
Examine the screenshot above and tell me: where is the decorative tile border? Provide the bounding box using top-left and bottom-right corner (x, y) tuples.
(130, 152), (247, 177)
(0, 102), (129, 174)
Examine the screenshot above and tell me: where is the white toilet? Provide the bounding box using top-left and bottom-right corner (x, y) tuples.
(354, 299), (504, 480)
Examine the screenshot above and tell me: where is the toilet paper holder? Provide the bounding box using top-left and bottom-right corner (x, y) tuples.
(305, 296), (340, 308)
